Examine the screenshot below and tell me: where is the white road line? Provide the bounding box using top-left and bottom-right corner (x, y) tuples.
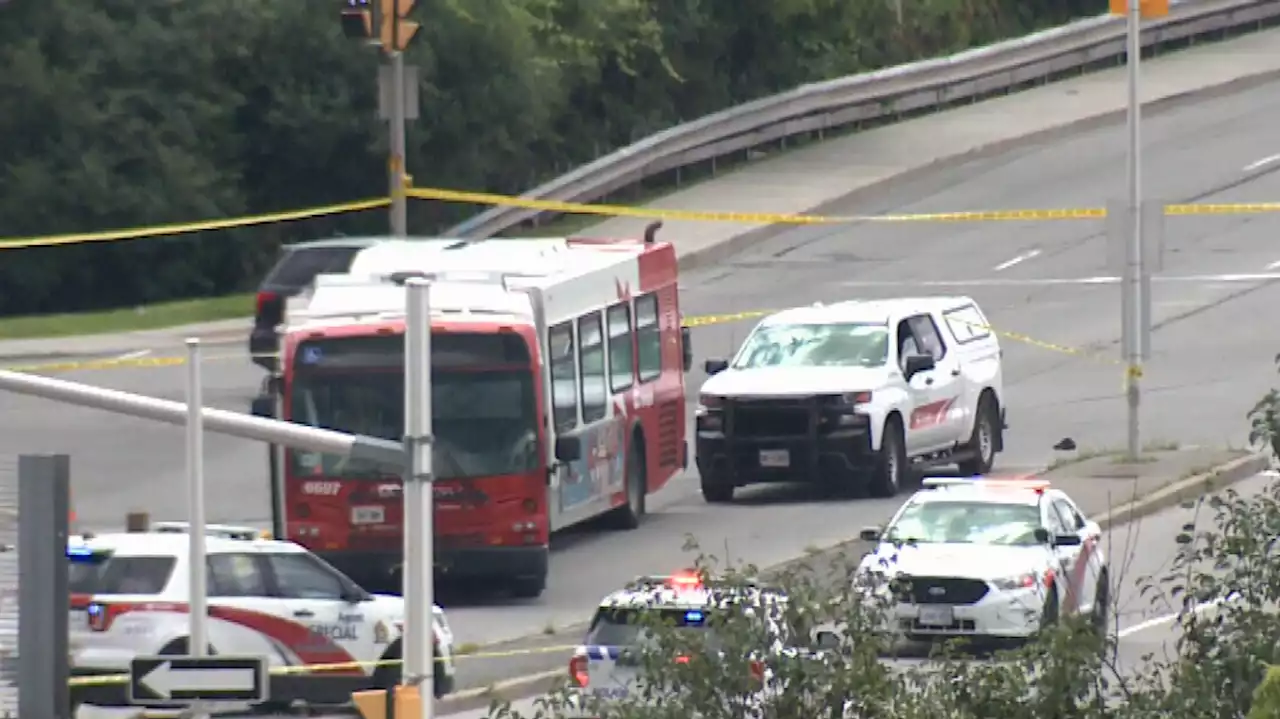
(840, 272), (1280, 289)
(1116, 593), (1236, 639)
(993, 249), (1041, 272)
(1266, 259), (1280, 270)
(1243, 153), (1280, 173)
(112, 349), (152, 361)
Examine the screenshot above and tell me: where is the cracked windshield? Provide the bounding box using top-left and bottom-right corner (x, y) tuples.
(732, 322), (889, 369)
(885, 501), (1043, 546)
(287, 333), (539, 479)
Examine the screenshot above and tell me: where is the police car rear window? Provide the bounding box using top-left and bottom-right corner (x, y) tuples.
(585, 608), (721, 648)
(93, 556), (176, 595)
(66, 549), (112, 594)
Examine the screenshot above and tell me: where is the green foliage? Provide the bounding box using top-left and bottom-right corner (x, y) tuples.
(0, 0), (1103, 317)
(1248, 665), (1280, 719)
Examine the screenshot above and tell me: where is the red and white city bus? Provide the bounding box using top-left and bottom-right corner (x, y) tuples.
(253, 228), (692, 598)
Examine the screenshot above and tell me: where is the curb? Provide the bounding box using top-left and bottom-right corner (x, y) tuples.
(675, 63), (1280, 277)
(1092, 451), (1272, 532)
(436, 451), (1274, 715)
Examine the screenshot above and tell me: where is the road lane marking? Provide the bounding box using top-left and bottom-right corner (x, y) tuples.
(112, 349), (152, 361)
(1116, 593), (1235, 639)
(840, 272), (1280, 288)
(993, 248), (1041, 271)
(1243, 153), (1280, 173)
(1266, 259), (1280, 270)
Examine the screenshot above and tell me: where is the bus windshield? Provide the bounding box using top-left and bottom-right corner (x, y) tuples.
(286, 333), (540, 480)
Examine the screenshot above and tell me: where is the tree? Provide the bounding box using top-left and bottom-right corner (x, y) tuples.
(0, 0), (1106, 316)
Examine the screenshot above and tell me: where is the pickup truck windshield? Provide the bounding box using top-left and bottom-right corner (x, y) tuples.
(733, 322), (888, 369)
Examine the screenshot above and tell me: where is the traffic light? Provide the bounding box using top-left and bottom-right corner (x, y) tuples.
(341, 0), (419, 51)
(340, 0), (375, 41)
(378, 0), (419, 52)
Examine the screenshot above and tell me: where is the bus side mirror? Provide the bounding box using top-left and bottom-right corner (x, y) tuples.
(251, 396), (275, 419)
(681, 327), (693, 372)
(555, 436), (582, 462)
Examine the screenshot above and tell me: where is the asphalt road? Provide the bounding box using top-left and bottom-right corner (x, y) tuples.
(19, 61), (1280, 719)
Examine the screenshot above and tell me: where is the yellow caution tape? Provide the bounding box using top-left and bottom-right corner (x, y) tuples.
(7, 186), (1280, 252)
(0, 197), (391, 251)
(67, 643), (584, 687)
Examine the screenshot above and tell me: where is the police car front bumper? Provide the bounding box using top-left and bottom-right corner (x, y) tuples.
(887, 584), (1045, 639)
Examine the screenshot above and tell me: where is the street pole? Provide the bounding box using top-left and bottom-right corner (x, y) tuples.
(1124, 0), (1143, 460)
(389, 50), (409, 238)
(403, 278), (434, 719)
(185, 338), (209, 719)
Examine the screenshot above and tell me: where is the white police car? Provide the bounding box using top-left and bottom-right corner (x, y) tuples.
(67, 523), (456, 709)
(856, 477), (1109, 641)
(564, 571), (790, 716)
(696, 297), (1006, 502)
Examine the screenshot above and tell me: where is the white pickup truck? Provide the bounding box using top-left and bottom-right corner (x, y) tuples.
(694, 296), (1005, 502)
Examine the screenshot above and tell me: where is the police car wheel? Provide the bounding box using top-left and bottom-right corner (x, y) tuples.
(1091, 570), (1110, 633)
(869, 417), (905, 498)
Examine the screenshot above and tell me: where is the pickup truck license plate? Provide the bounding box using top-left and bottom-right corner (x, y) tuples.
(918, 606), (954, 626)
(759, 449), (790, 468)
(351, 505), (386, 525)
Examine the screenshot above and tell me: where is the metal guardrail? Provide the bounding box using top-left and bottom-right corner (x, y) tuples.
(0, 458), (17, 718)
(447, 0), (1280, 239)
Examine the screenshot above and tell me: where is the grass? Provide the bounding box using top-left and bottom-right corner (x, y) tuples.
(0, 293), (254, 341)
(1044, 440), (1182, 471)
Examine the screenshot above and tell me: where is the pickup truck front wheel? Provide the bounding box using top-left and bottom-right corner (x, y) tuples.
(869, 416), (906, 498)
(958, 394), (999, 476)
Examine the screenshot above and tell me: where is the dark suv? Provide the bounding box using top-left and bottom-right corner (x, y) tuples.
(249, 237), (385, 372)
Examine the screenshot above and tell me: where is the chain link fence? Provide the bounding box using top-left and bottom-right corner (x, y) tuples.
(0, 457), (17, 717)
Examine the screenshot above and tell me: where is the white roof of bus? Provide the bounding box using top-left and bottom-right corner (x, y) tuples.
(285, 237), (657, 331)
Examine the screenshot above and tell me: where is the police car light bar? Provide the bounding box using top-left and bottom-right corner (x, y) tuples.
(922, 477), (1050, 491)
(151, 521), (271, 541)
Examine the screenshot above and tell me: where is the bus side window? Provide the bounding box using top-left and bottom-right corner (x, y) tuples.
(636, 294), (661, 383)
(548, 321), (579, 431)
(606, 302), (635, 393)
(579, 313), (608, 423)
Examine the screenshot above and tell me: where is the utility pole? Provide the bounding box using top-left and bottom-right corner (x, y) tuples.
(1110, 0), (1166, 460)
(340, 0), (421, 237)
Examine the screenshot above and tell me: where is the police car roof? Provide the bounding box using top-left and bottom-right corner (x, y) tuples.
(910, 481), (1048, 507)
(762, 296), (977, 326)
(597, 575), (785, 610)
(67, 531), (305, 557)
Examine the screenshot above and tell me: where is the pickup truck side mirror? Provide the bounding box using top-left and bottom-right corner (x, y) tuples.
(555, 436), (582, 462)
(858, 526), (882, 542)
(250, 395), (275, 419)
(704, 359), (728, 375)
(903, 353), (935, 379)
(681, 327), (694, 372)
(1053, 533), (1083, 547)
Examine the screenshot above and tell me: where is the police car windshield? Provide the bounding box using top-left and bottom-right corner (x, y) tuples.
(885, 501), (1042, 546)
(287, 333), (539, 480)
(585, 607), (722, 650)
(733, 323), (888, 369)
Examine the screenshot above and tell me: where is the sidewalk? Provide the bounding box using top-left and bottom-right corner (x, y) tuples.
(5, 26), (1280, 361)
(0, 318), (248, 362)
